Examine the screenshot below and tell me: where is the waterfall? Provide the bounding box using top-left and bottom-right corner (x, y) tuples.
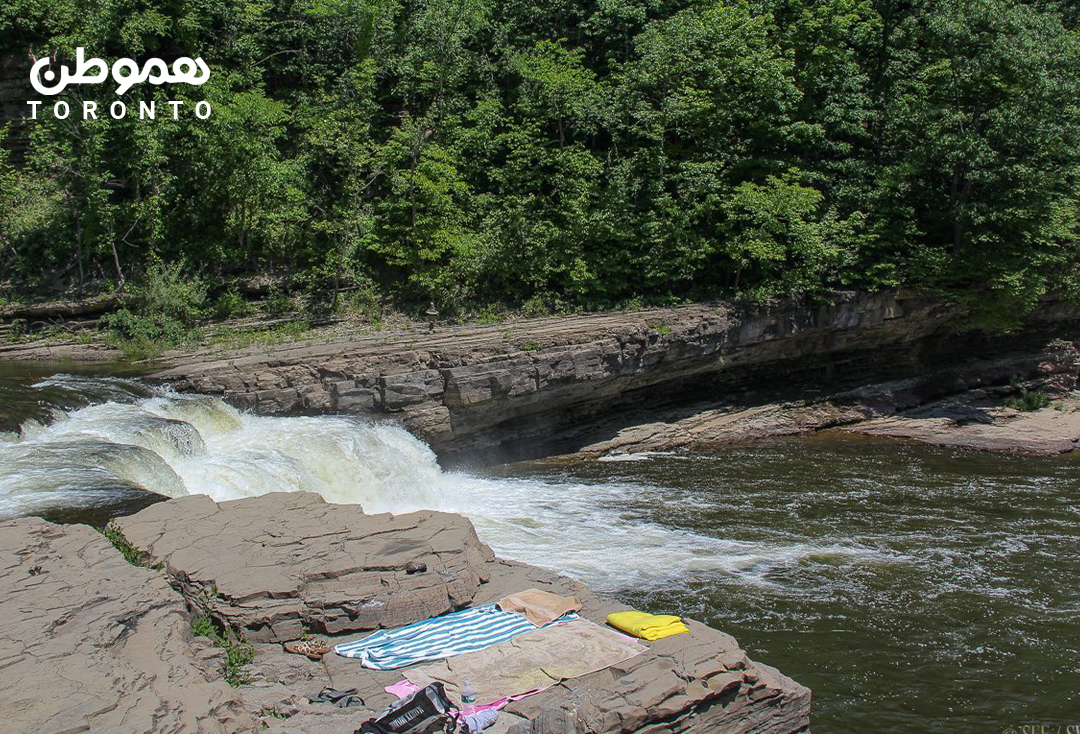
(0, 375), (873, 591)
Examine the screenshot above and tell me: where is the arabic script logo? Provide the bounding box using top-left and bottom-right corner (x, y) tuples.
(30, 47), (210, 97)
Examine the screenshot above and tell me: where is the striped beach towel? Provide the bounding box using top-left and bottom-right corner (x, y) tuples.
(334, 603), (578, 670)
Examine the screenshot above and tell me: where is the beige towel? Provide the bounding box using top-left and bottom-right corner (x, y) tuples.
(404, 618), (646, 705)
(497, 588), (582, 627)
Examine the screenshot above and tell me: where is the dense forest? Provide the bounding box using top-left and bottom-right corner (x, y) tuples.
(2, 0), (1080, 329)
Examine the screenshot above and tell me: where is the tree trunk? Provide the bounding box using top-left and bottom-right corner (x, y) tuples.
(75, 218), (85, 297)
(110, 239), (125, 291)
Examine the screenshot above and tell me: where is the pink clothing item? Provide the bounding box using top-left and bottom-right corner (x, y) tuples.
(383, 679), (548, 719)
(384, 679), (421, 699)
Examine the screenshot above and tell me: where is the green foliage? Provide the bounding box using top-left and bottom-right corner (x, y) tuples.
(122, 261), (208, 326)
(721, 171), (862, 297)
(102, 261), (207, 357)
(100, 525), (161, 570)
(2, 0), (1080, 326)
(190, 614), (217, 639)
(264, 288), (301, 317)
(206, 320), (311, 349)
(1004, 388), (1051, 411)
(190, 588), (254, 687)
(474, 305), (506, 325)
(213, 288), (253, 320)
(6, 321), (26, 342)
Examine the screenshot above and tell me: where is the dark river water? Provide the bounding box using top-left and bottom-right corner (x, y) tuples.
(2, 362), (1078, 733)
(495, 440), (1080, 733)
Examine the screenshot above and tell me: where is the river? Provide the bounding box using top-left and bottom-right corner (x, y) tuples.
(1, 363), (1077, 732)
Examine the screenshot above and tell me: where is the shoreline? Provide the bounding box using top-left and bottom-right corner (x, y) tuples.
(3, 290), (1080, 462)
(1, 492), (811, 734)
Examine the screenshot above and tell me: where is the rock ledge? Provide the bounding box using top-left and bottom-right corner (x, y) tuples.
(0, 493), (810, 734)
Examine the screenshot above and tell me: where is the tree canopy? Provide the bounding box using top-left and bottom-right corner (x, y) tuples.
(2, 0), (1079, 326)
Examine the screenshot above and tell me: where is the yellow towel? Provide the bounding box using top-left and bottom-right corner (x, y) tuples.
(606, 611), (690, 641)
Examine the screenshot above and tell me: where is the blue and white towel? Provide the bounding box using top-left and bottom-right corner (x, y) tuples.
(334, 603), (578, 670)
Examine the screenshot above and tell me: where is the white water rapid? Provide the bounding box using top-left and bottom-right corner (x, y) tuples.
(0, 375), (874, 591)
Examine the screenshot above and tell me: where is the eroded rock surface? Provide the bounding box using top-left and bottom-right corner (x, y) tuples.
(573, 339), (1080, 458)
(149, 292), (1080, 465)
(847, 394), (1080, 454)
(0, 517), (254, 734)
(110, 491), (494, 642)
(843, 339), (1080, 453)
(110, 493), (811, 734)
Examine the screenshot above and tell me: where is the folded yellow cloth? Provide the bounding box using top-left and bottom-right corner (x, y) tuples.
(606, 611), (690, 641)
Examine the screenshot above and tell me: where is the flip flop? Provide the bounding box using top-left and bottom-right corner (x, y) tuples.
(308, 687), (359, 704)
(337, 694), (365, 708)
(284, 637), (331, 660)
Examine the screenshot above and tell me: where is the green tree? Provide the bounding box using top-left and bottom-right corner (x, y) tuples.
(880, 0), (1080, 325)
(612, 1), (808, 296)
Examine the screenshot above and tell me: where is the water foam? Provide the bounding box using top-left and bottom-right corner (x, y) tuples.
(0, 379), (884, 591)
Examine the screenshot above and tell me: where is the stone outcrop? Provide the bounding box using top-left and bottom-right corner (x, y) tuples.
(845, 394), (1080, 453)
(0, 493), (811, 733)
(840, 337), (1080, 453)
(110, 492), (495, 642)
(150, 292), (1080, 465)
(0, 517), (254, 734)
(571, 338), (1080, 457)
(106, 492), (810, 734)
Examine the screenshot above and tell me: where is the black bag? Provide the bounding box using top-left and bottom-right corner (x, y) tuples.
(355, 682), (457, 734)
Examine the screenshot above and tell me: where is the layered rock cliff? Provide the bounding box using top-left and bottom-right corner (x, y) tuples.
(153, 291), (1080, 465)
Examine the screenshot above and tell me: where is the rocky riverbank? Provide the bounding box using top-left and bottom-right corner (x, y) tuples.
(572, 338), (1080, 458)
(146, 291), (1080, 463)
(0, 492), (810, 734)
(4, 291), (1079, 461)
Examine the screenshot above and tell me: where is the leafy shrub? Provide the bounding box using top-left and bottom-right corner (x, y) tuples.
(475, 304), (506, 325)
(265, 288), (300, 317)
(100, 525), (161, 569)
(103, 261), (207, 358)
(190, 613), (254, 686)
(213, 288), (253, 319)
(520, 296), (554, 318)
(1003, 389), (1050, 411)
(190, 587), (254, 687)
(123, 261), (207, 326)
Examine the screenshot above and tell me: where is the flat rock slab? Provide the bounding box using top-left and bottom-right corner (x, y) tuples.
(573, 343), (1080, 460)
(849, 395), (1080, 455)
(0, 517), (254, 734)
(323, 557), (810, 734)
(111, 491), (495, 642)
(110, 493), (810, 734)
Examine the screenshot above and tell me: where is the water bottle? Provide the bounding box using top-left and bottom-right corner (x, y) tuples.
(461, 680), (477, 716)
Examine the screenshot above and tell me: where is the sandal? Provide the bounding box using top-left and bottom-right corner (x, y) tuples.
(308, 687), (360, 705)
(284, 637), (331, 660)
